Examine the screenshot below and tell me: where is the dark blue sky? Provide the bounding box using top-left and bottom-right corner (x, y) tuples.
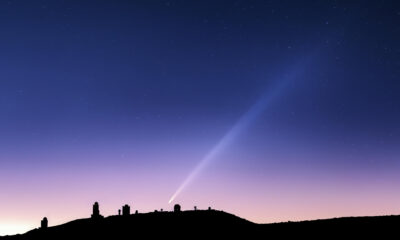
(2, 1), (399, 160)
(1, 0), (400, 234)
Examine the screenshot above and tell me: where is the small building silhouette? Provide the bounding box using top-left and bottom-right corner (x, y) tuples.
(194, 206), (197, 211)
(41, 217), (48, 229)
(118, 209), (121, 216)
(135, 210), (138, 214)
(174, 204), (181, 213)
(91, 202), (103, 219)
(208, 207), (212, 211)
(122, 204), (130, 216)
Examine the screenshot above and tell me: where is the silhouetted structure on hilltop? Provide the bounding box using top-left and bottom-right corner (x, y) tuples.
(41, 217), (48, 229)
(91, 202), (103, 219)
(5, 200), (400, 240)
(174, 204), (181, 212)
(122, 204), (130, 216)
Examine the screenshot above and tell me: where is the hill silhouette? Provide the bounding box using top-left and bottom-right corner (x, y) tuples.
(0, 209), (256, 239)
(1, 208), (399, 239)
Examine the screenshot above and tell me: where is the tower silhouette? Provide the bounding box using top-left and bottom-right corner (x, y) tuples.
(122, 204), (130, 216)
(91, 202), (103, 219)
(41, 217), (48, 229)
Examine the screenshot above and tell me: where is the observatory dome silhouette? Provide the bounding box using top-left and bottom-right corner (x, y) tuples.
(174, 204), (181, 212)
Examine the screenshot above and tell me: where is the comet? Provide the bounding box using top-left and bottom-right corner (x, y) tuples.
(168, 57), (313, 204)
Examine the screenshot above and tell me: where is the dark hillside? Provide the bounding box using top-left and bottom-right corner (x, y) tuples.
(2, 211), (399, 239)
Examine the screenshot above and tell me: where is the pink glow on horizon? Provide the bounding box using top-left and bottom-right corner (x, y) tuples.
(2, 174), (400, 235)
(2, 155), (400, 235)
(1, 142), (400, 235)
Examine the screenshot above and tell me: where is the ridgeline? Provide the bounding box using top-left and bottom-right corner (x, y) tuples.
(1, 203), (399, 239)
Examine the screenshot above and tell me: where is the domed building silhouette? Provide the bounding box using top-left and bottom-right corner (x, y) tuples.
(174, 204), (181, 213)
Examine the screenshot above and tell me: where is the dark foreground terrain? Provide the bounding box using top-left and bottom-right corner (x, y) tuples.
(1, 210), (399, 239)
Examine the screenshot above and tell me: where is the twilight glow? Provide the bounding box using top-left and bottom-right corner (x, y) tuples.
(1, 0), (400, 236)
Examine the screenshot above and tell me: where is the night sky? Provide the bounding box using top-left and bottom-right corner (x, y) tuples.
(1, 0), (400, 235)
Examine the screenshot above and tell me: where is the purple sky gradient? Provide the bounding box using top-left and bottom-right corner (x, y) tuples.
(1, 0), (400, 235)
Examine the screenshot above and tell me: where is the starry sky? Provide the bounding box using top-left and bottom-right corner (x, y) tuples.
(1, 0), (400, 235)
